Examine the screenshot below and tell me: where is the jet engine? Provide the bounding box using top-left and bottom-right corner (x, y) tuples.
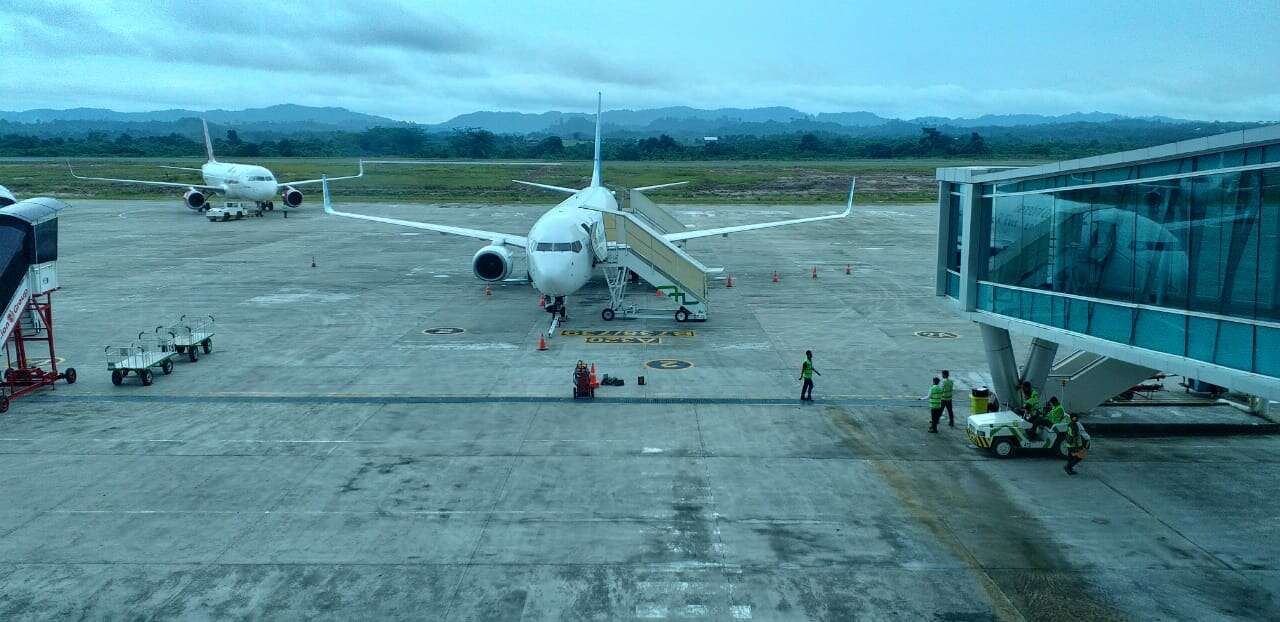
(281, 185), (303, 208)
(183, 188), (207, 210)
(472, 245), (512, 281)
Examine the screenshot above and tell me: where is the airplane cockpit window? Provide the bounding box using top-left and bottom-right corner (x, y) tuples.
(534, 241), (584, 252)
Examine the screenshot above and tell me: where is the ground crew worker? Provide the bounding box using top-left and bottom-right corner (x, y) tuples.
(1064, 412), (1089, 475)
(1046, 396), (1068, 425)
(927, 377), (943, 433)
(940, 370), (956, 427)
(1020, 380), (1041, 415)
(799, 350), (819, 401)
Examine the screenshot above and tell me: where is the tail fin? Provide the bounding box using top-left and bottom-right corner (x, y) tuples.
(589, 92), (603, 188)
(201, 118), (216, 162)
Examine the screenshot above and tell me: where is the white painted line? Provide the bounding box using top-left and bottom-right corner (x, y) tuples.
(636, 605), (668, 619)
(731, 605), (753, 619)
(642, 447), (664, 454)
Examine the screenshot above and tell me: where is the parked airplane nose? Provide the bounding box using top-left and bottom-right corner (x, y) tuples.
(529, 252), (580, 296)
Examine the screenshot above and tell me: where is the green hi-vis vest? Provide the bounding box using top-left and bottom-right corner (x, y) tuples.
(929, 385), (943, 408)
(1024, 389), (1040, 412)
(1067, 421), (1085, 448)
(802, 360), (814, 379)
(940, 378), (954, 400)
(1047, 404), (1067, 425)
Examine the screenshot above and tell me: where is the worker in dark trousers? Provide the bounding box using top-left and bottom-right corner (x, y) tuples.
(940, 370), (956, 427)
(1064, 413), (1088, 474)
(927, 377), (943, 433)
(799, 350), (819, 401)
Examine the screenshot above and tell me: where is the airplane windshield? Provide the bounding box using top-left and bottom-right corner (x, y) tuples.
(535, 241), (583, 252)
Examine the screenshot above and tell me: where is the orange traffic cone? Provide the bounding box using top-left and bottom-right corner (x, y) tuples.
(484, 285), (492, 296)
(655, 288), (664, 297)
(726, 273), (734, 288)
(772, 271), (780, 283)
(845, 264), (851, 275)
(537, 335), (548, 351)
(590, 363), (599, 388)
(539, 295), (546, 308)
(811, 266), (818, 279)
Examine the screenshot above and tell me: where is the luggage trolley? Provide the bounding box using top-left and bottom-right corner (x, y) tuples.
(167, 314), (214, 362)
(106, 331), (177, 386)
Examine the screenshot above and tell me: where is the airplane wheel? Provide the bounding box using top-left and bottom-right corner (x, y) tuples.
(674, 308), (690, 323)
(601, 308), (615, 321)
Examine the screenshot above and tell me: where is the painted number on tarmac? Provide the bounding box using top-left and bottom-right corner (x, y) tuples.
(645, 359), (693, 370)
(563, 330), (694, 337)
(586, 336), (660, 344)
(914, 331), (959, 339)
(423, 327), (466, 335)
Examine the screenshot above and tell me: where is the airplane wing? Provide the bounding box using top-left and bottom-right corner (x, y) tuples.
(321, 175), (526, 248)
(512, 180), (579, 194)
(278, 161), (364, 186)
(664, 178), (855, 242)
(157, 165), (203, 172)
(633, 181), (688, 192)
(68, 161), (222, 192)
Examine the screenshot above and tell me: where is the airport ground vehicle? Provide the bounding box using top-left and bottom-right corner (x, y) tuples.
(965, 410), (1089, 458)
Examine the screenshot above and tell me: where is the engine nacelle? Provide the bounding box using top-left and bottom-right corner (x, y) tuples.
(183, 188), (207, 210)
(472, 245), (512, 282)
(281, 186), (303, 208)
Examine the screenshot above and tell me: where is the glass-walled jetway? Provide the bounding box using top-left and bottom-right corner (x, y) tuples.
(938, 126), (1280, 408)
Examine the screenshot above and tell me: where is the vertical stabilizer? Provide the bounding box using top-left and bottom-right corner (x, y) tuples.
(590, 93), (603, 188)
(201, 119), (216, 162)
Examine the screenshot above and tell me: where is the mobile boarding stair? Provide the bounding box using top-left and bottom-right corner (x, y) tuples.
(0, 198), (77, 412)
(595, 188), (720, 322)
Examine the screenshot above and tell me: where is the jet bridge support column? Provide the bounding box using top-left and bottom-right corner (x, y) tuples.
(980, 323), (1020, 410)
(1020, 337), (1059, 392)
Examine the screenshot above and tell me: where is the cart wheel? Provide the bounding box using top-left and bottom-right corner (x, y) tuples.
(64, 368), (77, 384)
(161, 360), (173, 375)
(140, 369), (153, 386)
(601, 308), (615, 321)
(202, 339), (212, 354)
(188, 349), (198, 363)
(674, 307), (690, 323)
(111, 369), (123, 386)
(3, 368), (13, 382)
(222, 213), (230, 222)
(0, 395), (8, 413)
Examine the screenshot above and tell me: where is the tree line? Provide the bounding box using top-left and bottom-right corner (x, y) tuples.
(0, 124), (1243, 161)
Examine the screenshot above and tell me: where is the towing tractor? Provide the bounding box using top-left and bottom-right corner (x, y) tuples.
(965, 411), (1089, 459)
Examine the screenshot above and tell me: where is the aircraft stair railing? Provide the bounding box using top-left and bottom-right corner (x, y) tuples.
(600, 209), (719, 322)
(626, 189), (689, 236)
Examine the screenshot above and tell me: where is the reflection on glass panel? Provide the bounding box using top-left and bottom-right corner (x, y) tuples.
(1214, 320), (1254, 371)
(977, 282), (993, 310)
(946, 190), (962, 271)
(1088, 303), (1133, 344)
(1133, 308), (1186, 357)
(946, 271), (960, 298)
(1257, 326), (1280, 377)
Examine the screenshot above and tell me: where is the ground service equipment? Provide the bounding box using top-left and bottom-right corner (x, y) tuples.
(0, 198), (77, 412)
(166, 314), (214, 362)
(106, 331), (178, 386)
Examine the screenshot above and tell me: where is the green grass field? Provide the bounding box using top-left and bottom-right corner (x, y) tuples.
(0, 157), (1040, 204)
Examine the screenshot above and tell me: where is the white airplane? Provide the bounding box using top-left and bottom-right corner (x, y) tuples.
(323, 94), (853, 322)
(0, 184), (15, 207)
(69, 119), (363, 213)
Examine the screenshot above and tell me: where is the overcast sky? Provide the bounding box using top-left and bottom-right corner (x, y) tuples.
(1, 0), (1276, 122)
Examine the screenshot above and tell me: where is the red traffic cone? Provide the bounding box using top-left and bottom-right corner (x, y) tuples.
(537, 335), (548, 351)
(590, 363), (599, 388)
(726, 273), (734, 288)
(484, 285), (492, 296)
(539, 295), (546, 308)
(310, 256), (316, 268)
(811, 266), (818, 279)
(845, 264), (851, 275)
(655, 288), (664, 297)
(772, 271), (780, 283)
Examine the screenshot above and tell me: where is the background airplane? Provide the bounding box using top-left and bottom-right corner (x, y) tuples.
(0, 184), (14, 207)
(322, 94), (853, 323)
(69, 119), (362, 213)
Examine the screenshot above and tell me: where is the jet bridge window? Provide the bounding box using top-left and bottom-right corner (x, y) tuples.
(535, 241), (583, 252)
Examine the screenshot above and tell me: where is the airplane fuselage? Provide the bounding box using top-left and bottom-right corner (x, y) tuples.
(200, 162), (279, 202)
(525, 186), (614, 297)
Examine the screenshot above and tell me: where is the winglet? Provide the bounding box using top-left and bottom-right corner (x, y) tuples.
(590, 92), (603, 188)
(202, 119), (216, 162)
(322, 174), (333, 214)
(66, 159), (81, 179)
(843, 177), (856, 216)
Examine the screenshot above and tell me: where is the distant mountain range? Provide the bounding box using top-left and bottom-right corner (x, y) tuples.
(0, 103), (1256, 141)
